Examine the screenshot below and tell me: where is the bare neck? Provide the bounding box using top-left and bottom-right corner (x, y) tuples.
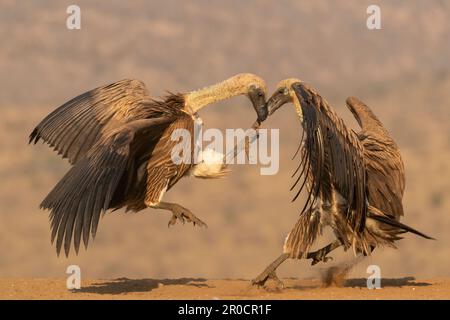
(184, 78), (249, 113)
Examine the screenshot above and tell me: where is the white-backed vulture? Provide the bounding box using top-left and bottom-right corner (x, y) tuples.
(252, 79), (433, 288)
(30, 74), (268, 256)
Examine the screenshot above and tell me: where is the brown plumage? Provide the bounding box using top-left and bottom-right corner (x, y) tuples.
(30, 74), (268, 256)
(253, 79), (432, 288)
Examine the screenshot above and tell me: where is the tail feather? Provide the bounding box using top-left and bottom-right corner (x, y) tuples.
(368, 213), (435, 240)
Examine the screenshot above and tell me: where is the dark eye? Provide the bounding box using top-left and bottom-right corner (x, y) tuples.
(278, 88), (285, 94)
(258, 91), (264, 97)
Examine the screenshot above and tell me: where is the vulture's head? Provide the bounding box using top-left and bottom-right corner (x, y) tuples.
(266, 78), (302, 116)
(235, 73), (268, 124)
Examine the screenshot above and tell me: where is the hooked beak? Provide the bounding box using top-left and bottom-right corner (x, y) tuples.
(267, 93), (290, 116)
(248, 94), (268, 124)
(255, 103), (268, 123)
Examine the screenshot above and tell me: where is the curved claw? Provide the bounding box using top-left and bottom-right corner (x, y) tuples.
(252, 273), (270, 288)
(311, 255), (333, 266)
(167, 206), (207, 228)
(269, 272), (285, 290)
(252, 271), (284, 290)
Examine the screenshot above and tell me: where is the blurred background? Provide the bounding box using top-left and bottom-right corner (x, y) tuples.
(0, 0), (449, 281)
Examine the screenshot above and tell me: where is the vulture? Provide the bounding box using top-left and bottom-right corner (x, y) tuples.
(252, 79), (433, 287)
(30, 73), (268, 256)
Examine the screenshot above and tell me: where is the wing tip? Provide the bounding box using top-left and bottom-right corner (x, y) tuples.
(29, 128), (39, 144)
(346, 96), (361, 106)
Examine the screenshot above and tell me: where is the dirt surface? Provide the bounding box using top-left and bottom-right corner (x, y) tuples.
(1, 1), (449, 282)
(1, 278), (449, 300)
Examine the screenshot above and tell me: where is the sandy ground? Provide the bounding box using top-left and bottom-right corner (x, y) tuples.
(1, 1), (450, 282)
(1, 277), (449, 300)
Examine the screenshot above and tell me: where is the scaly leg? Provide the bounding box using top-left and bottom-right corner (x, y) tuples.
(151, 201), (207, 228)
(252, 240), (342, 288)
(252, 253), (289, 288)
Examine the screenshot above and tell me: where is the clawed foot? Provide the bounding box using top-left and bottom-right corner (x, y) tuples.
(309, 249), (334, 266)
(168, 205), (207, 228)
(252, 271), (284, 290)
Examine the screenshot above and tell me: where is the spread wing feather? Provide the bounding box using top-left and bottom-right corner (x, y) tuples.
(291, 82), (368, 232)
(29, 79), (152, 164)
(41, 117), (172, 256)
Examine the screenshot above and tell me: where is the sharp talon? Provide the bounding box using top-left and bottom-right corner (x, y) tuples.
(251, 273), (270, 288)
(168, 216), (177, 227)
(268, 271), (285, 290)
(310, 251), (333, 265)
(252, 276), (267, 287)
(252, 271), (284, 290)
(168, 205), (207, 228)
(252, 279), (267, 288)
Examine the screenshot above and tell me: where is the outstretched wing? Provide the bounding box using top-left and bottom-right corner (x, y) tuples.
(29, 79), (153, 164)
(291, 82), (368, 232)
(346, 96), (405, 220)
(41, 117), (173, 256)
